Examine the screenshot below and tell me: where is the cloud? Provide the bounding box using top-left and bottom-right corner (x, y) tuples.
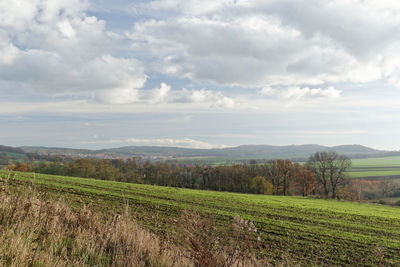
(94, 81), (236, 108)
(173, 88), (236, 108)
(81, 136), (231, 149)
(0, 0), (146, 96)
(279, 86), (341, 101)
(145, 83), (171, 104)
(259, 86), (276, 96)
(2, 0), (399, 113)
(125, 138), (229, 149)
(128, 0), (400, 88)
(141, 0), (233, 16)
(184, 89), (235, 108)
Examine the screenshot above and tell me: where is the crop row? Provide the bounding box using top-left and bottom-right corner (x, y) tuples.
(2, 171), (400, 265)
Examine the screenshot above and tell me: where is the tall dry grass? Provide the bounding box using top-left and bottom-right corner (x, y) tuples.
(177, 210), (266, 267)
(0, 174), (270, 267)
(0, 176), (188, 267)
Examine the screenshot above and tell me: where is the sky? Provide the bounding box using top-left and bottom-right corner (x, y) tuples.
(2, 0), (400, 150)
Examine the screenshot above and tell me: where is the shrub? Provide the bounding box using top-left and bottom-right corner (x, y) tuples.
(177, 210), (264, 266)
(250, 176), (273, 195)
(0, 177), (187, 267)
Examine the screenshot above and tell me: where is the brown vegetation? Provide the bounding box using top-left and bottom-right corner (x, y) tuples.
(0, 175), (268, 267)
(0, 180), (188, 266)
(177, 211), (265, 267)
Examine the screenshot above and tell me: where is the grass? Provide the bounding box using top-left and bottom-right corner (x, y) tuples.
(351, 156), (400, 167)
(347, 156), (400, 178)
(1, 170), (400, 265)
(0, 173), (269, 267)
(348, 170), (400, 178)
(0, 177), (189, 267)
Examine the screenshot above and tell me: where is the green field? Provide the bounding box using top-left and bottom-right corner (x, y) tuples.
(346, 156), (400, 178)
(2, 171), (400, 265)
(210, 156), (400, 178)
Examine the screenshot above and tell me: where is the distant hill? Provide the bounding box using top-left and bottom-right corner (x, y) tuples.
(19, 144), (400, 162)
(21, 146), (92, 156)
(0, 145), (25, 154)
(0, 145), (27, 161)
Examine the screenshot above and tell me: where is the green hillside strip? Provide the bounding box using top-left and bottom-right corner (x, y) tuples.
(2, 171), (400, 265)
(351, 156), (400, 167)
(348, 167), (400, 172)
(348, 170), (400, 178)
(341, 156), (400, 178)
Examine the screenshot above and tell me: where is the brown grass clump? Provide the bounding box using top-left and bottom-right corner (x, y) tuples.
(177, 210), (266, 267)
(0, 176), (188, 267)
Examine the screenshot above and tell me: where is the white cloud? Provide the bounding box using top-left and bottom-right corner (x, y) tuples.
(259, 86), (276, 96)
(94, 82), (236, 108)
(147, 83), (171, 104)
(124, 138), (229, 149)
(142, 0), (233, 16)
(2, 0), (400, 113)
(128, 0), (400, 88)
(97, 88), (140, 105)
(0, 40), (19, 64)
(0, 0), (146, 97)
(174, 88), (236, 108)
(280, 86), (341, 101)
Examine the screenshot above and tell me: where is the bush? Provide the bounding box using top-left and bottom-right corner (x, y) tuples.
(177, 210), (263, 266)
(378, 200), (387, 205)
(250, 176), (273, 195)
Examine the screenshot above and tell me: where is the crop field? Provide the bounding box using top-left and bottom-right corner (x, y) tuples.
(205, 156), (400, 178)
(346, 156), (400, 178)
(1, 171), (400, 265)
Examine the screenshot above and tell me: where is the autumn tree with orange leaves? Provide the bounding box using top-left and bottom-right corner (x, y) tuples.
(292, 163), (316, 196)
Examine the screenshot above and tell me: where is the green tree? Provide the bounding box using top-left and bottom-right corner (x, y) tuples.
(250, 176), (273, 195)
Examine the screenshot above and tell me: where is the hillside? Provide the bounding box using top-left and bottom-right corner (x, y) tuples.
(2, 170), (399, 265)
(0, 145), (27, 162)
(19, 144), (400, 161)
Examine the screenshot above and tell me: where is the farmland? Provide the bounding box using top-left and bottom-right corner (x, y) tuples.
(347, 156), (400, 178)
(1, 171), (400, 265)
(207, 155), (400, 179)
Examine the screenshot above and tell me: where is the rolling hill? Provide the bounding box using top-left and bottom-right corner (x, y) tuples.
(20, 144), (400, 161)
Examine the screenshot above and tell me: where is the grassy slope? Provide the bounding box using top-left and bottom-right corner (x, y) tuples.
(2, 170), (400, 265)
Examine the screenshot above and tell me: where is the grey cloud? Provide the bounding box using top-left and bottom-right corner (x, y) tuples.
(129, 0), (400, 88)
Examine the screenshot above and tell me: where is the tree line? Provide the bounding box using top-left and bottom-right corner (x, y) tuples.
(4, 151), (359, 199)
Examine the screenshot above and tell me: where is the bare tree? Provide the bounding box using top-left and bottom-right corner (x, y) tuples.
(307, 152), (330, 197)
(268, 159), (293, 195)
(329, 154), (351, 199)
(380, 178), (397, 198)
(308, 151), (351, 199)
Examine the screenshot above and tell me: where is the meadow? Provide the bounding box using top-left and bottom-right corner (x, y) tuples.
(1, 170), (400, 265)
(347, 156), (400, 178)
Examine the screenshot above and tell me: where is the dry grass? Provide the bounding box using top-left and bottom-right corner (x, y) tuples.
(0, 176), (188, 267)
(177, 211), (265, 267)
(0, 174), (272, 267)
